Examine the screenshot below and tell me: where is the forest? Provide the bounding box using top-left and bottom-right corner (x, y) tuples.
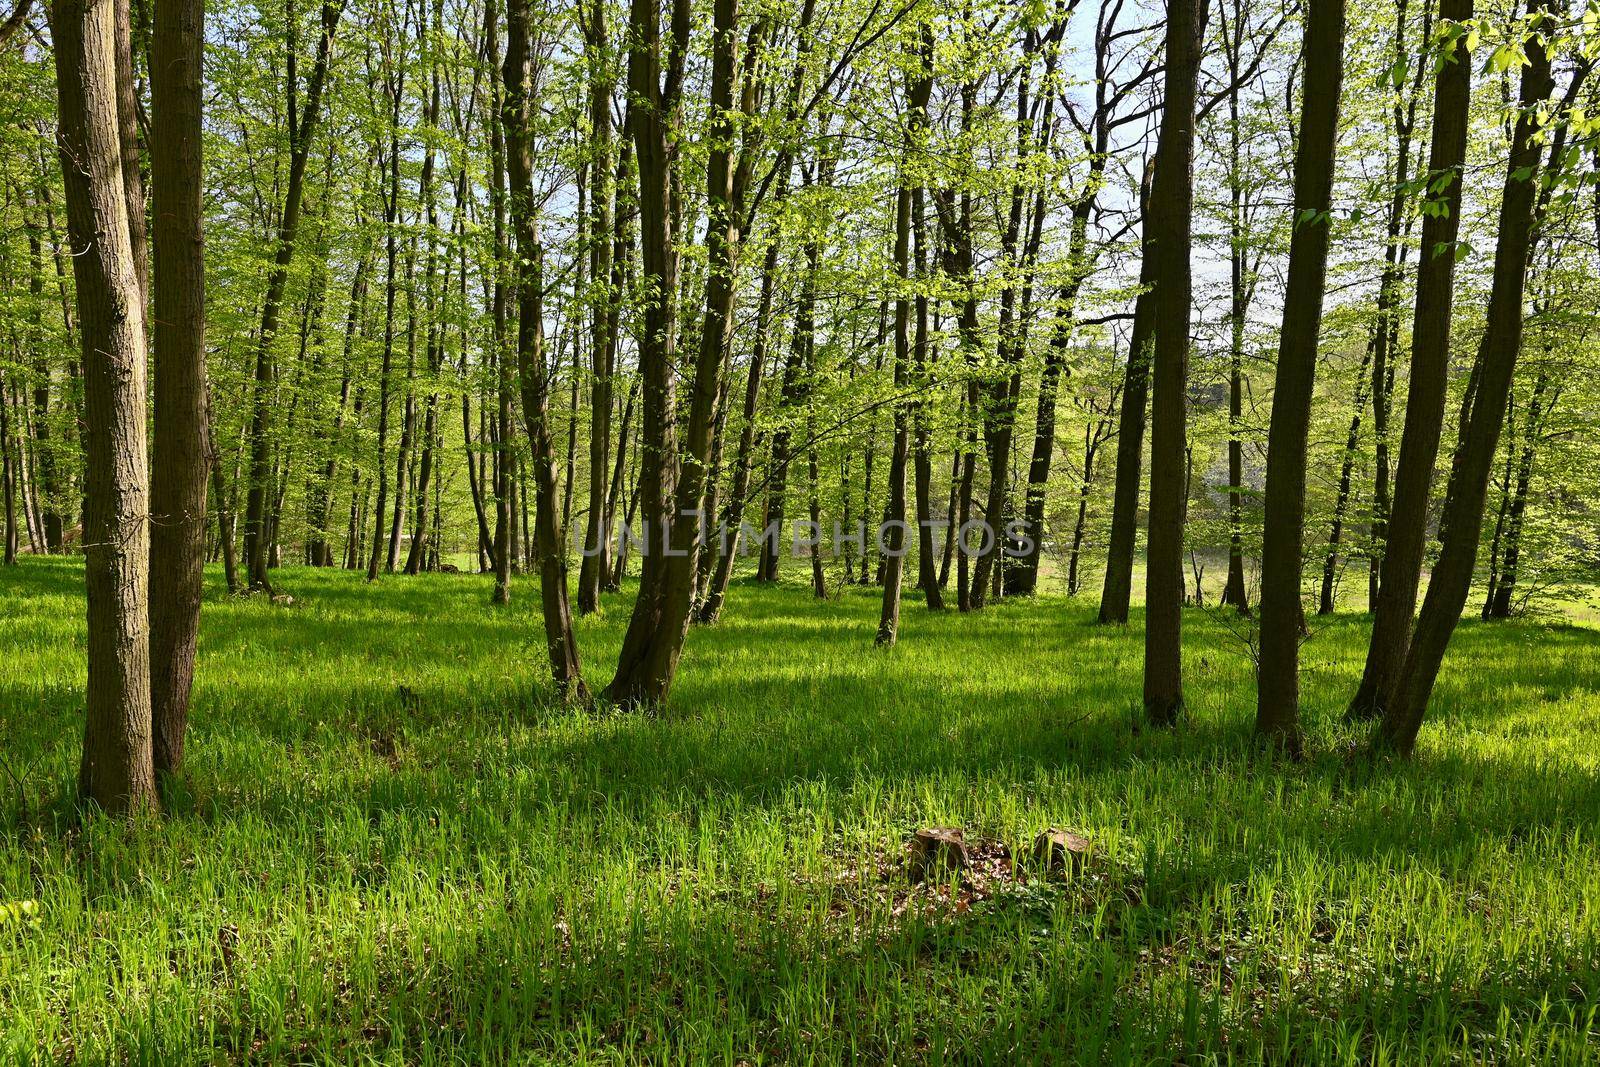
(3, 0), (1600, 1057)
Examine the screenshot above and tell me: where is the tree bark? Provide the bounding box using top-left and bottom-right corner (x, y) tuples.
(1317, 333), (1375, 613)
(577, 0), (616, 614)
(605, 0), (742, 707)
(504, 0), (587, 700)
(53, 0), (158, 813)
(911, 184), (943, 609)
(1484, 369), (1548, 618)
(1254, 0), (1345, 756)
(1142, 0), (1204, 726)
(876, 25), (932, 647)
(487, 0), (514, 605)
(1098, 166), (1158, 625)
(1, 372), (16, 564)
(244, 0), (344, 594)
(147, 0), (208, 781)
(1348, 0), (1472, 720)
(698, 235), (779, 624)
(404, 43), (444, 576)
(1376, 0), (1555, 754)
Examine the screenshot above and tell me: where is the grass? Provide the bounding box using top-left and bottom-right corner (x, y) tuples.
(2, 556), (1599, 1063)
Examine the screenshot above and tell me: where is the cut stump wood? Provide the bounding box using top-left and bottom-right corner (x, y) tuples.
(906, 827), (970, 883)
(1032, 829), (1091, 878)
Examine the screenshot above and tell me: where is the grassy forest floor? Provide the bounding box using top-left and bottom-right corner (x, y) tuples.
(2, 558), (1599, 1063)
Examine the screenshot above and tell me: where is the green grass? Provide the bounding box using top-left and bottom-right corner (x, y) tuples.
(2, 557), (1599, 1064)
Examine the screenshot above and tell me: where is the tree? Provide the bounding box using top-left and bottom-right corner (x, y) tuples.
(1254, 0), (1346, 756)
(1348, 0), (1473, 719)
(576, 0), (616, 615)
(604, 0), (743, 706)
(503, 0), (585, 699)
(1376, 0), (1561, 754)
(1143, 0), (1206, 726)
(52, 0), (157, 812)
(147, 0), (208, 780)
(1098, 170), (1158, 626)
(243, 0), (346, 594)
(878, 24), (933, 648)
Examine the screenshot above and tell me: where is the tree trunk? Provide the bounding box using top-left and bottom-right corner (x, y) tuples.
(404, 47), (444, 576)
(25, 216), (64, 554)
(605, 380), (637, 591)
(875, 26), (932, 647)
(1, 372), (16, 564)
(698, 236), (779, 624)
(1097, 167), (1158, 625)
(488, 0), (514, 605)
(1485, 370), (1548, 618)
(577, 1), (616, 614)
(1376, 0), (1555, 754)
(504, 0), (586, 699)
(148, 0), (208, 781)
(968, 52), (1034, 610)
(53, 0), (157, 813)
(1142, 0), (1203, 726)
(309, 242), (369, 565)
(1348, 0), (1472, 720)
(245, 0), (344, 594)
(911, 185), (943, 609)
(1254, 0), (1345, 756)
(605, 0), (742, 707)
(1317, 335), (1374, 613)
(875, 176), (914, 646)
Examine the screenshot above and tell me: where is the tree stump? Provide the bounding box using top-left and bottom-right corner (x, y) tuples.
(1032, 829), (1091, 878)
(906, 827), (970, 883)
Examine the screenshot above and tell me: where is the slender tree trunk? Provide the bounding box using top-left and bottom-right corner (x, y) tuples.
(310, 242), (368, 564)
(604, 379), (636, 592)
(504, 0), (586, 699)
(1481, 405), (1514, 616)
(1254, 0), (1345, 756)
(1, 372), (16, 564)
(1376, 0), (1555, 753)
(462, 388), (494, 570)
(969, 51), (1035, 609)
(1318, 335), (1374, 613)
(578, 2), (616, 614)
(1142, 0), (1203, 726)
(876, 27), (932, 647)
(606, 0), (748, 706)
(1366, 0), (1425, 608)
(1098, 168), (1158, 625)
(1485, 370), (1547, 618)
(404, 49), (444, 575)
(599, 145), (634, 594)
(1066, 416), (1113, 595)
(366, 171), (402, 583)
(245, 0), (344, 594)
(875, 176), (914, 645)
(699, 236), (779, 624)
(385, 239), (419, 572)
(939, 390), (962, 589)
(1348, 0), (1472, 719)
(147, 0), (208, 781)
(794, 206), (828, 601)
(911, 184), (943, 609)
(1220, 278), (1249, 612)
(53, 0), (157, 813)
(758, 274), (804, 583)
(25, 217), (63, 554)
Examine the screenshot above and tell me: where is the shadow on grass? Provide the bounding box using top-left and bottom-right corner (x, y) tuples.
(6, 559), (1600, 1062)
